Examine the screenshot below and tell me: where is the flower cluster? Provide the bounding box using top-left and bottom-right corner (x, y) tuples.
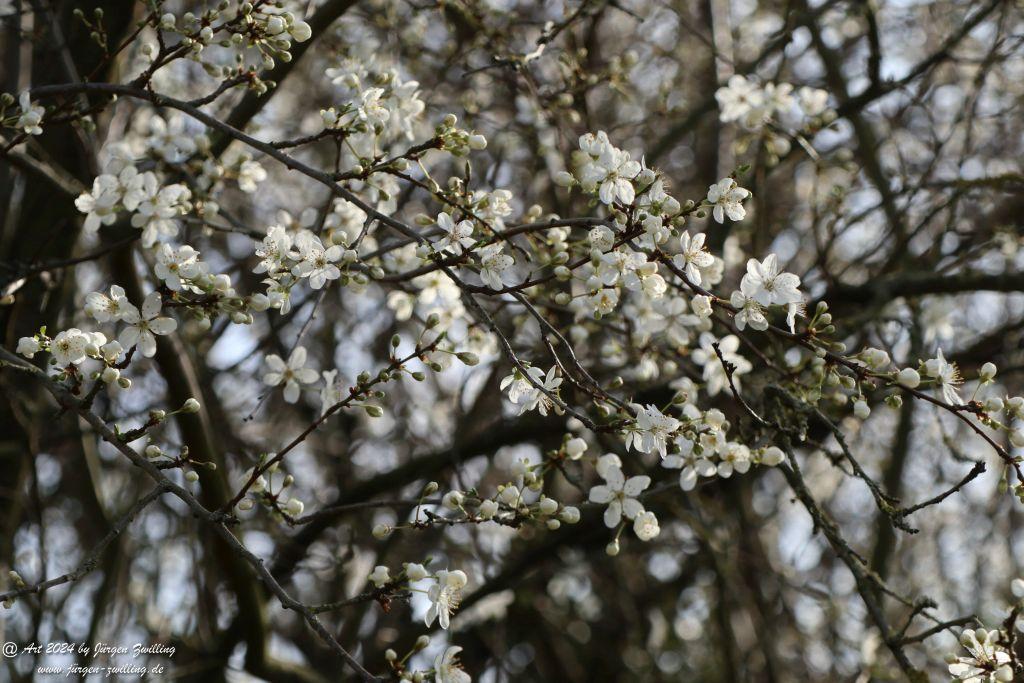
(155, 4), (310, 83)
(366, 562), (468, 631)
(500, 366), (563, 416)
(729, 254), (804, 332)
(20, 289), (175, 370)
(75, 164), (192, 246)
(251, 221), (360, 313)
(575, 131), (643, 205)
(233, 463), (305, 516)
(946, 578), (1024, 683)
(947, 629), (1014, 683)
(715, 75), (833, 160)
(321, 66), (425, 142)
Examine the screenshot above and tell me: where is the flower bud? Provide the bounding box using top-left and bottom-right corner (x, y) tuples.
(559, 506), (581, 524)
(290, 20), (312, 41)
(478, 499), (499, 519)
(553, 171), (575, 187)
(980, 362), (997, 382)
(405, 563), (429, 582)
(896, 368), (920, 389)
(538, 496), (558, 515)
(565, 437), (587, 459)
(266, 15), (285, 34)
(285, 498), (304, 517)
(760, 447), (785, 466)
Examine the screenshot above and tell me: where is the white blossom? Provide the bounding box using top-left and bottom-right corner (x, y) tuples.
(477, 244), (514, 290)
(706, 178), (750, 223)
(16, 336), (40, 359)
(434, 646), (471, 683)
(237, 159), (267, 193)
(663, 437), (716, 490)
(131, 180), (191, 247)
(154, 244), (201, 291)
(740, 254), (802, 307)
(692, 333), (752, 396)
(673, 232), (714, 284)
(16, 91), (44, 135)
(500, 366), (562, 416)
(633, 511), (660, 541)
(75, 175), (122, 232)
(730, 291), (769, 331)
(85, 285), (135, 323)
(426, 569), (468, 630)
(319, 369), (344, 415)
(435, 212), (475, 254)
(717, 442), (752, 478)
(577, 131), (641, 205)
(588, 461), (650, 528)
(254, 225), (293, 274)
(625, 404), (680, 458)
(588, 288), (619, 316)
(119, 292), (177, 357)
(263, 346), (318, 403)
(50, 329), (91, 366)
(924, 348), (962, 405)
(948, 629), (1013, 683)
(292, 232), (343, 289)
